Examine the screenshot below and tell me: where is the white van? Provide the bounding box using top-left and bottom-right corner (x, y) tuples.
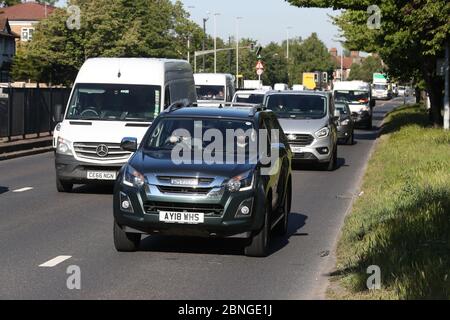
(194, 73), (235, 105)
(232, 89), (268, 105)
(53, 58), (196, 192)
(333, 81), (375, 129)
(274, 83), (289, 91)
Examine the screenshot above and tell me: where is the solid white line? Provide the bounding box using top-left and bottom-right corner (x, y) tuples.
(39, 255), (72, 268)
(12, 187), (34, 193)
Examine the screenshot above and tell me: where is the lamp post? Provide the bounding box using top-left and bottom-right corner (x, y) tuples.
(286, 26), (292, 59)
(236, 17), (243, 88)
(213, 13), (220, 73)
(202, 14), (209, 72)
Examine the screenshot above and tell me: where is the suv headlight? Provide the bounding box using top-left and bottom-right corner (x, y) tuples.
(315, 127), (330, 139)
(341, 119), (350, 126)
(123, 165), (145, 188)
(56, 137), (73, 155)
(226, 171), (254, 192)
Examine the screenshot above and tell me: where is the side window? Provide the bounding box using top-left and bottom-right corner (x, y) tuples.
(164, 86), (171, 107)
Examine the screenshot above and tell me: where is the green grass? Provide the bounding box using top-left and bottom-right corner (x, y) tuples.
(331, 104), (450, 300)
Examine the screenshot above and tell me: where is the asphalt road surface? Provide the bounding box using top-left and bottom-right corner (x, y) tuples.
(0, 98), (410, 300)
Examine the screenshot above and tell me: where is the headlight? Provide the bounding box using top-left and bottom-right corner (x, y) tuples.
(226, 171), (254, 192)
(122, 165), (145, 188)
(315, 127), (330, 139)
(360, 106), (370, 113)
(341, 119), (350, 126)
(56, 137), (73, 155)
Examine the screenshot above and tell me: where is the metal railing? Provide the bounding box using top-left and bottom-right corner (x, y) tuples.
(0, 87), (72, 140)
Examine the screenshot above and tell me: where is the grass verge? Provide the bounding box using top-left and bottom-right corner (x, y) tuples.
(329, 103), (450, 300)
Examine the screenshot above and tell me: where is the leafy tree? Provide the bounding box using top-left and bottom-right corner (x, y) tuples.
(287, 0), (450, 127)
(0, 0), (21, 7)
(288, 33), (336, 85)
(348, 54), (384, 82)
(12, 0), (204, 85)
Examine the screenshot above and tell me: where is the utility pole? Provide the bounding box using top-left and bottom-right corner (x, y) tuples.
(341, 49), (344, 81)
(213, 13), (220, 73)
(236, 17), (243, 88)
(187, 36), (191, 64)
(286, 27), (292, 59)
(202, 16), (209, 72)
(444, 40), (449, 130)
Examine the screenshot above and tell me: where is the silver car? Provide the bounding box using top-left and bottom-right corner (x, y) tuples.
(264, 91), (339, 171)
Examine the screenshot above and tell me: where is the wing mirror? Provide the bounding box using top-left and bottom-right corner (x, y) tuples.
(121, 137), (138, 152)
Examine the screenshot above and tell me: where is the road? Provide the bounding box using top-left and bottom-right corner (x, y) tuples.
(0, 98), (408, 300)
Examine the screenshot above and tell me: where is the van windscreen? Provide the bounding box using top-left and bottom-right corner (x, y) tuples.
(66, 83), (161, 122)
(196, 85), (225, 101)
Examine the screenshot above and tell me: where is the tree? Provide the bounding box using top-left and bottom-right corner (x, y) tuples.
(288, 33), (336, 85)
(348, 55), (384, 82)
(12, 0), (204, 85)
(286, 0), (450, 127)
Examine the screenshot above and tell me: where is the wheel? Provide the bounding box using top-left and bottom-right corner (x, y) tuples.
(273, 182), (291, 236)
(245, 201), (270, 257)
(323, 146), (337, 171)
(346, 130), (354, 145)
(366, 118), (373, 130)
(56, 177), (73, 193)
(114, 220), (141, 252)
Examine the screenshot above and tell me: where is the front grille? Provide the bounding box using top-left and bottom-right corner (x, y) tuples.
(157, 186), (213, 195)
(73, 142), (131, 161)
(144, 201), (224, 216)
(293, 152), (318, 160)
(288, 134), (314, 146)
(157, 176), (215, 184)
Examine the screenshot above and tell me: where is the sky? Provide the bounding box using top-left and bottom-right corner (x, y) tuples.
(56, 0), (344, 51)
(183, 0), (343, 50)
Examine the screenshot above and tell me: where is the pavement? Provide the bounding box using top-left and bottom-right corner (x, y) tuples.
(0, 98), (409, 300)
(0, 134), (53, 161)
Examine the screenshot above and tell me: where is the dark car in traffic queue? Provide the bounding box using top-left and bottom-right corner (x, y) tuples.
(113, 102), (293, 257)
(335, 101), (355, 145)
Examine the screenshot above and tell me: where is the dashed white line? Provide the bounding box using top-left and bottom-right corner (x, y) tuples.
(12, 187), (34, 193)
(39, 255), (72, 268)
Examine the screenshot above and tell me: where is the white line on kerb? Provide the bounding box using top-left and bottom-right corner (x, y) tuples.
(39, 256), (72, 268)
(12, 187), (34, 193)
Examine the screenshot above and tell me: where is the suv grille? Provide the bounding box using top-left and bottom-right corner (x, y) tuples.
(73, 142), (131, 161)
(144, 201), (224, 216)
(157, 186), (213, 195)
(288, 134), (314, 146)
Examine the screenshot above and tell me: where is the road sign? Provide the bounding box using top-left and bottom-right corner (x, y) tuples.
(256, 61), (264, 70)
(257, 68), (264, 76)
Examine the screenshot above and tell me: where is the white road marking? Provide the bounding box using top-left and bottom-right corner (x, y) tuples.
(39, 255), (72, 268)
(12, 187), (34, 193)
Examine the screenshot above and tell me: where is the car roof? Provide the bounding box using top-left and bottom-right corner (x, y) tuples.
(234, 90), (267, 95)
(265, 90), (331, 97)
(161, 106), (266, 119)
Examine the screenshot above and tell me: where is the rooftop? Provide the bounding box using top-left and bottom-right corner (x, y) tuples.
(0, 2), (55, 21)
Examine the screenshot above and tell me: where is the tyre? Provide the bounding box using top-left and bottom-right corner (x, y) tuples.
(323, 146), (337, 171)
(273, 181), (291, 236)
(366, 118), (373, 130)
(245, 201), (270, 257)
(56, 177), (73, 193)
(346, 130), (354, 145)
(114, 220), (141, 252)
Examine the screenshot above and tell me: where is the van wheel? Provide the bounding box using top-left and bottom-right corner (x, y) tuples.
(56, 177), (73, 193)
(114, 220), (141, 252)
(323, 146), (337, 171)
(245, 202), (270, 257)
(273, 183), (291, 236)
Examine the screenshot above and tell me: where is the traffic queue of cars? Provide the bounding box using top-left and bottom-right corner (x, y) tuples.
(52, 58), (377, 256)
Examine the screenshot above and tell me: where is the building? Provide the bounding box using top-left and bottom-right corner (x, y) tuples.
(0, 1), (55, 43)
(0, 18), (19, 82)
(329, 48), (364, 81)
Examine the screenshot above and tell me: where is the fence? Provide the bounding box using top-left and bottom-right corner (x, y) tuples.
(0, 87), (72, 140)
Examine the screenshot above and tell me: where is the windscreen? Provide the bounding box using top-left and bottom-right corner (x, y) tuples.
(335, 103), (350, 115)
(334, 90), (370, 104)
(373, 84), (388, 90)
(196, 85), (226, 101)
(145, 118), (256, 155)
(265, 94), (327, 119)
(234, 93), (265, 104)
(66, 83), (161, 122)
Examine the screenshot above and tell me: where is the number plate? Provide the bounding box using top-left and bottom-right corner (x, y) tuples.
(87, 171), (117, 180)
(159, 211), (204, 224)
(291, 146), (304, 154)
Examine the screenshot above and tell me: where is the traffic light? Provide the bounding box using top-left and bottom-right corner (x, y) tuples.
(256, 46), (262, 59)
(250, 43), (255, 52)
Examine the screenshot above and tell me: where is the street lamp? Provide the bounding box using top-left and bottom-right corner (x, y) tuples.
(236, 17), (243, 88)
(202, 12), (210, 72)
(213, 13), (220, 73)
(286, 26), (292, 59)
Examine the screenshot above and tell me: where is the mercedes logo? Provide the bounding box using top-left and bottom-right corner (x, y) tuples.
(96, 144), (109, 157)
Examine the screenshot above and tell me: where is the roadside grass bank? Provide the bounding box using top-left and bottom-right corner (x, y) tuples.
(329, 103), (450, 299)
